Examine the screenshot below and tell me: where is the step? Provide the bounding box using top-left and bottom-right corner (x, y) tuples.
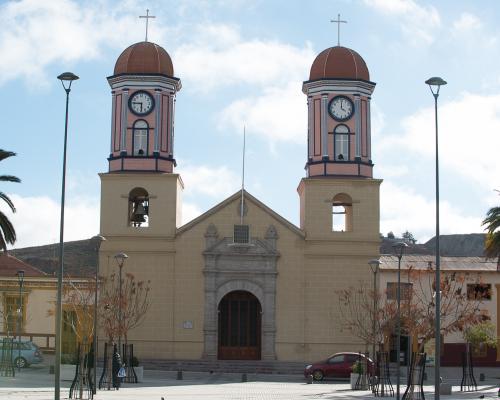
(139, 359), (305, 375)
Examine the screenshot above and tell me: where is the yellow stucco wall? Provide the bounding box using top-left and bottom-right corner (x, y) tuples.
(98, 171), (382, 362)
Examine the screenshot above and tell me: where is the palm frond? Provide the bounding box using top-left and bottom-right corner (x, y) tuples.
(0, 210), (16, 251)
(0, 150), (16, 162)
(485, 232), (500, 259)
(0, 192), (15, 212)
(482, 206), (500, 234)
(0, 175), (21, 183)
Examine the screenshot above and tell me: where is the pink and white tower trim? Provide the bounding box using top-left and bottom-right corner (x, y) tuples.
(303, 46), (375, 178)
(107, 41), (182, 173)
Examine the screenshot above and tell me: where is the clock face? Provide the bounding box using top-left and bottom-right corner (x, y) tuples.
(328, 96), (354, 121)
(129, 91), (155, 116)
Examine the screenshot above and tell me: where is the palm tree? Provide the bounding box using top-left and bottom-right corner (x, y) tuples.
(0, 149), (20, 251)
(482, 199), (500, 268)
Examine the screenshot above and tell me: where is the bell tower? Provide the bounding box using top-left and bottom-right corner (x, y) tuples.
(298, 45), (381, 245)
(100, 41), (183, 237)
(107, 42), (181, 173)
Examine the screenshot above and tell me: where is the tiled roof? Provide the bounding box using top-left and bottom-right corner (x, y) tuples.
(0, 253), (47, 277)
(379, 255), (497, 272)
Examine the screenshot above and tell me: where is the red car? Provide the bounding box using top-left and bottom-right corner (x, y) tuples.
(304, 352), (374, 381)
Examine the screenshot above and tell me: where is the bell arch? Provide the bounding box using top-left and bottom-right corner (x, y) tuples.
(128, 187), (149, 227)
(332, 192), (353, 232)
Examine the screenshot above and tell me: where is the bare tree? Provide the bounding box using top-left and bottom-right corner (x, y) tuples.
(337, 264), (486, 354)
(98, 272), (151, 345)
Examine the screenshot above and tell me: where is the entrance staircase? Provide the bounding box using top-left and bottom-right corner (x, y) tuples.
(141, 359), (305, 375)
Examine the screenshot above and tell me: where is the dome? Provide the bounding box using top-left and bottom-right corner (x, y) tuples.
(114, 41), (174, 76)
(309, 46), (369, 81)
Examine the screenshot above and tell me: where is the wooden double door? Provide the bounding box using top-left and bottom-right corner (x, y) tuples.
(218, 291), (261, 360)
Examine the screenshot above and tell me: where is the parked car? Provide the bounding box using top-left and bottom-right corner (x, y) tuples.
(0, 340), (43, 368)
(304, 352), (373, 381)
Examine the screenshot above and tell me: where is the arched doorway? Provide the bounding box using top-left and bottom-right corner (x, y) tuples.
(218, 291), (261, 360)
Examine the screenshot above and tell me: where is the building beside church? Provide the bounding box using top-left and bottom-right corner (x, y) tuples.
(98, 39), (381, 362)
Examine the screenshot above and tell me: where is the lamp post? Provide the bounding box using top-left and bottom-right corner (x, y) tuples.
(425, 76), (446, 400)
(16, 270), (24, 371)
(91, 235), (106, 394)
(392, 241), (408, 400)
(368, 259), (381, 364)
(54, 71), (79, 400)
(114, 253), (128, 354)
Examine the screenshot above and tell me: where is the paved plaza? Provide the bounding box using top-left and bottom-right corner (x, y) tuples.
(1, 365), (500, 400)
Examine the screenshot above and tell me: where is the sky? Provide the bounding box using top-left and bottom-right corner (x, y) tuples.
(1, 0), (499, 249)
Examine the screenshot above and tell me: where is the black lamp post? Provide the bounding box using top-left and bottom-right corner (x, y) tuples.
(114, 253), (128, 353)
(54, 71), (79, 400)
(16, 270), (24, 371)
(425, 76), (446, 400)
(91, 235), (105, 394)
(392, 241), (408, 400)
(368, 259), (381, 364)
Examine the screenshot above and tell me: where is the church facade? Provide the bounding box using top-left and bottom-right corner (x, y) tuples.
(99, 41), (381, 362)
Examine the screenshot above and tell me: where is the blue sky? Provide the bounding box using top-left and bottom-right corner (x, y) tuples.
(1, 0), (499, 249)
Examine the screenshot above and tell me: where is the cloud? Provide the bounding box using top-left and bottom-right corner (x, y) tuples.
(0, 0), (170, 87)
(452, 12), (482, 32)
(363, 0), (440, 45)
(174, 24), (314, 92)
(181, 202), (203, 226)
(179, 163), (241, 198)
(380, 92), (500, 190)
(380, 182), (483, 243)
(217, 82), (306, 144)
(4, 194), (99, 249)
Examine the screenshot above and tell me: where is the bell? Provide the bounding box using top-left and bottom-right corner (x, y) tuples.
(131, 202), (147, 223)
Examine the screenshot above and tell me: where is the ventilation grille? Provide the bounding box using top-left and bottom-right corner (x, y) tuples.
(233, 225), (250, 244)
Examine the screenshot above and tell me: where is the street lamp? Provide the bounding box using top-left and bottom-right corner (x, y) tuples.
(392, 241), (408, 400)
(91, 235), (106, 394)
(16, 270), (24, 371)
(368, 259), (381, 365)
(54, 71), (79, 400)
(425, 76), (446, 400)
(114, 252), (128, 353)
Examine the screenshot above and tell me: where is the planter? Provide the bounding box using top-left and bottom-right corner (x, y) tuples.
(350, 372), (369, 390)
(133, 366), (143, 383)
(60, 364), (77, 381)
(350, 373), (359, 389)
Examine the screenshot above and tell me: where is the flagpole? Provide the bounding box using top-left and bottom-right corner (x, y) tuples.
(240, 126), (246, 225)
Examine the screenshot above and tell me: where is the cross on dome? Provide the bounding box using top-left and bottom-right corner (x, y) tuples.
(139, 9), (156, 42)
(330, 14), (347, 46)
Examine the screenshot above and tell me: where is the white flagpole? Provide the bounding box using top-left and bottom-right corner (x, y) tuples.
(240, 126), (246, 225)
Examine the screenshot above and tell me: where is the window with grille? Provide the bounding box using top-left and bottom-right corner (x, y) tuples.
(386, 282), (413, 300)
(233, 225), (249, 244)
(4, 295), (25, 335)
(467, 284), (492, 300)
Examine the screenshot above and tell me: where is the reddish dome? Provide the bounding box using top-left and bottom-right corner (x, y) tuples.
(309, 46), (369, 81)
(114, 41), (174, 76)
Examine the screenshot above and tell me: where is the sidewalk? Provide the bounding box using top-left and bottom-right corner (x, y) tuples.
(1, 364), (499, 399)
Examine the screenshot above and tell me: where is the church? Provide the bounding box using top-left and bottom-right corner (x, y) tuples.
(98, 37), (381, 362)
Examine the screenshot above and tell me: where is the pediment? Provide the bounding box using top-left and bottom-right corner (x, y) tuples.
(204, 237), (279, 258)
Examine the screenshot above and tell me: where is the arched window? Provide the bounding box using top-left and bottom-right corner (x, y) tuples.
(133, 120), (148, 156)
(128, 187), (149, 227)
(334, 124), (350, 161)
(332, 193), (353, 232)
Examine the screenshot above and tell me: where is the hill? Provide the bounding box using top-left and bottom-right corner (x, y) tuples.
(10, 233), (486, 276)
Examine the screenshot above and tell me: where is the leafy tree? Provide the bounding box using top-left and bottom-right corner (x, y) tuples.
(464, 321), (497, 354)
(482, 200), (500, 268)
(0, 149), (20, 251)
(402, 230), (417, 244)
(387, 231), (395, 239)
